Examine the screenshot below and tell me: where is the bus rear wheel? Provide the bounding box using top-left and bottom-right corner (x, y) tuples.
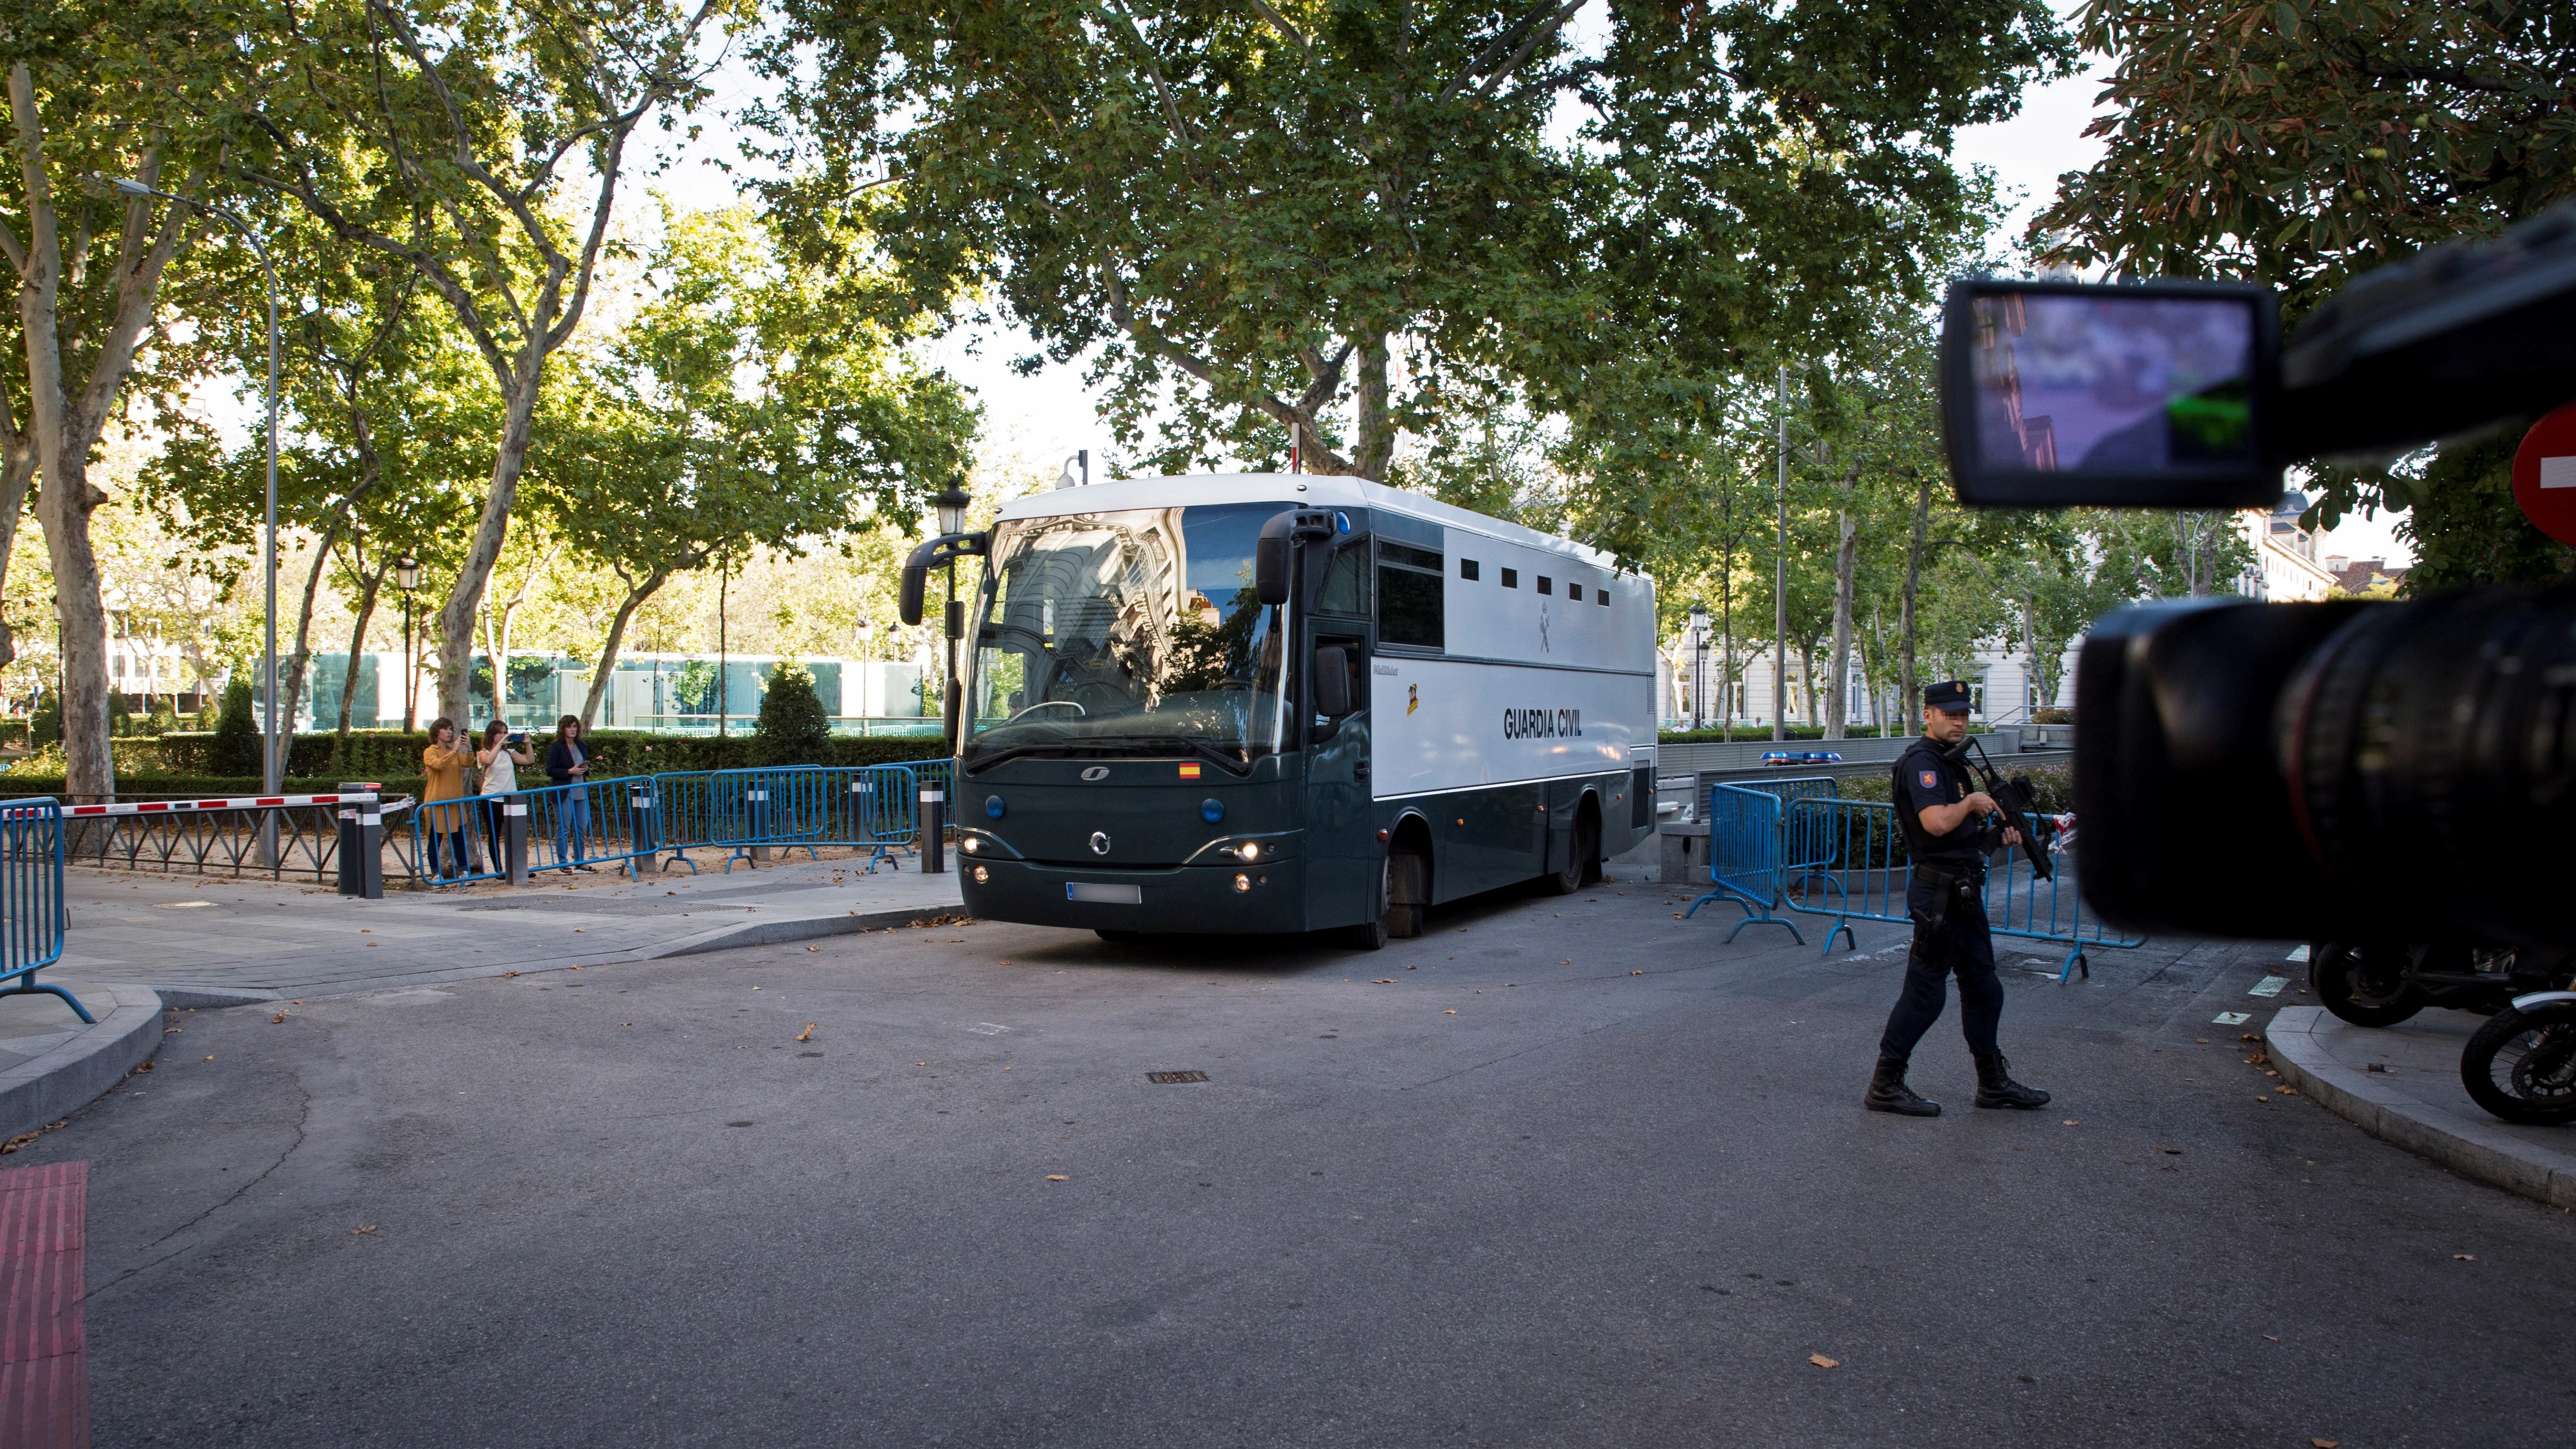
(1544, 809), (1598, 896)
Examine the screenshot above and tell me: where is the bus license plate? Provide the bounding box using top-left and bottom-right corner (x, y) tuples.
(1066, 883), (1143, 905)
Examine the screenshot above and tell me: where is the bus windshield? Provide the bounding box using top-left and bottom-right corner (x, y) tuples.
(963, 502), (1287, 771)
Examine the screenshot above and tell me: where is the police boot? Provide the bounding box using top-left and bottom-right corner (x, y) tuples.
(1973, 1053), (2051, 1109)
(1865, 1055), (1940, 1117)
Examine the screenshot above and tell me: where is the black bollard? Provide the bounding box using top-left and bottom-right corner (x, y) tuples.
(923, 781), (946, 873)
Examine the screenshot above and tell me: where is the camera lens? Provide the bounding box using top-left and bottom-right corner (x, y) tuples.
(2279, 587), (2576, 947)
(2076, 588), (2576, 947)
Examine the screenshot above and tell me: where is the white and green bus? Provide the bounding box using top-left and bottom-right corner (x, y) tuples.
(902, 473), (1657, 947)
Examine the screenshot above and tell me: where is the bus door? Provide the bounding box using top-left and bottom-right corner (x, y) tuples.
(1304, 538), (1375, 929)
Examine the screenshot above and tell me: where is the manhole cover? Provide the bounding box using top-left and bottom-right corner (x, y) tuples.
(1146, 1070), (1210, 1085)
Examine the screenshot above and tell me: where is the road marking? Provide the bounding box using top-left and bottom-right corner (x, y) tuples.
(2285, 944), (2310, 963)
(2248, 976), (2290, 998)
(967, 1022), (1010, 1035)
(2213, 1011), (2251, 1026)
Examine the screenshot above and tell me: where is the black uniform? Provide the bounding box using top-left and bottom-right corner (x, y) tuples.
(1877, 733), (2004, 1064)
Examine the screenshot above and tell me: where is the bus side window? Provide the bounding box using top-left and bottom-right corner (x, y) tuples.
(1377, 543), (1444, 650)
(1318, 545), (1370, 614)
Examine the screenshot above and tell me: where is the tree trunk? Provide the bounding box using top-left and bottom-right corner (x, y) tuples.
(1351, 331), (1393, 481)
(436, 357), (542, 726)
(335, 557), (385, 761)
(0, 409), (33, 669)
(7, 63), (196, 801)
(1827, 464), (1858, 739)
(278, 519), (344, 753)
(580, 567), (672, 728)
(1898, 472), (1932, 733)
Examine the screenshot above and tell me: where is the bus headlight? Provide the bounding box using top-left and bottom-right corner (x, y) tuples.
(961, 836), (981, 854)
(972, 866), (990, 883)
(1235, 841), (1261, 862)
(1232, 873), (1252, 893)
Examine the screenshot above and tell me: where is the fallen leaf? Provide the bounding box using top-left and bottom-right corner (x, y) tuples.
(2239, 1033), (2261, 1042)
(2313, 1440), (2340, 1448)
(2277, 1086), (2299, 1096)
(1444, 1009), (1457, 1015)
(2194, 1037), (2208, 1044)
(1372, 978), (1395, 984)
(1560, 959), (1570, 965)
(2256, 1096), (2270, 1103)
(2061, 1119), (2078, 1125)
(1000, 960), (1012, 965)
(2155, 1146), (2183, 1155)
(795, 1023), (815, 1043)
(1808, 1354), (1839, 1369)
(504, 970), (519, 978)
(568, 965), (582, 971)
(1631, 970), (1644, 975)
(1045, 1174), (1069, 1182)
(270, 1012), (287, 1023)
(2454, 1253), (2477, 1261)
(205, 1055), (214, 1062)
(806, 946), (818, 952)
(351, 1225), (377, 1235)
(2263, 1334), (2279, 1342)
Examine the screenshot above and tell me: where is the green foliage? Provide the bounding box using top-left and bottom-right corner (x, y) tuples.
(756, 0), (2069, 489)
(31, 693), (61, 750)
(2397, 434), (2576, 592)
(210, 677), (261, 775)
(752, 663), (835, 767)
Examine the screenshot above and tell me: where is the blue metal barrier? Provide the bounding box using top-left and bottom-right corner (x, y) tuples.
(1683, 780), (1810, 944)
(0, 801), (85, 1023)
(1766, 795), (2145, 979)
(398, 756), (957, 889)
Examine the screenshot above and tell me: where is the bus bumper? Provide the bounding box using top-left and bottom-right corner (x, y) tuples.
(958, 856), (1310, 934)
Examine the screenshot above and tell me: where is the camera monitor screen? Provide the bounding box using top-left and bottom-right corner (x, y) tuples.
(1941, 281), (2284, 508)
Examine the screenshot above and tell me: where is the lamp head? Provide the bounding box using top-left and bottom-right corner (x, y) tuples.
(396, 555), (421, 591)
(1687, 603), (1708, 632)
(935, 485), (971, 537)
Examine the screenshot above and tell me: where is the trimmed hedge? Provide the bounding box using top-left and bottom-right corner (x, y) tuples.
(113, 728), (945, 779)
(1659, 724), (1903, 743)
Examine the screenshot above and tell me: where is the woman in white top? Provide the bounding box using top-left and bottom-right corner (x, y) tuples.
(476, 720), (534, 877)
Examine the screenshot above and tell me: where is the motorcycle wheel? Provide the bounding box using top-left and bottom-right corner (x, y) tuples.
(2313, 941), (2425, 1028)
(2462, 1004), (2576, 1126)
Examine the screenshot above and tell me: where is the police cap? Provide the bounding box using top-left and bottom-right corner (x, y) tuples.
(1922, 680), (1974, 714)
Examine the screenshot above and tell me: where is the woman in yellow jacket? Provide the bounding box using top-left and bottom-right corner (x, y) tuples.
(421, 716), (475, 883)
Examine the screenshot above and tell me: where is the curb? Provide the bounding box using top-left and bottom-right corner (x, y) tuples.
(652, 903), (967, 958)
(2266, 1005), (2576, 1211)
(0, 985), (164, 1140)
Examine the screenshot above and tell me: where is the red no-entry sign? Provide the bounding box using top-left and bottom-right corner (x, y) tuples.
(2513, 403), (2576, 546)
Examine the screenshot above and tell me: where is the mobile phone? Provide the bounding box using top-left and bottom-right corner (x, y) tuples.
(509, 731), (525, 744)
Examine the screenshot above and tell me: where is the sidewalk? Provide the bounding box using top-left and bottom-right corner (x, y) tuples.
(52, 848), (966, 1001)
(2267, 1004), (2576, 1211)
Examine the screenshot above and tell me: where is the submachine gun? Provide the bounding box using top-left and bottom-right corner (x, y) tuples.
(1961, 737), (2053, 881)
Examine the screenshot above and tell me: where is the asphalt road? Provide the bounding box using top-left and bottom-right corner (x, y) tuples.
(39, 877), (2576, 1447)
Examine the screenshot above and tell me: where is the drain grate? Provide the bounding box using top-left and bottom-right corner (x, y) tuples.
(1146, 1069), (1210, 1085)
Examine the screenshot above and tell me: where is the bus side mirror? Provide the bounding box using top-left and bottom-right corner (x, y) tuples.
(1312, 647), (1351, 717)
(1256, 513), (1295, 605)
(899, 546), (932, 626)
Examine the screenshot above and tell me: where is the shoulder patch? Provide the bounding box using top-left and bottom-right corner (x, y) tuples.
(1919, 770), (1939, 789)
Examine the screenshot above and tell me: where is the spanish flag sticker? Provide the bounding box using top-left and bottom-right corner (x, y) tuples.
(1178, 762), (1201, 779)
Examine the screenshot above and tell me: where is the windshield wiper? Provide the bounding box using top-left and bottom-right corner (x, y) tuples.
(962, 736), (1254, 777)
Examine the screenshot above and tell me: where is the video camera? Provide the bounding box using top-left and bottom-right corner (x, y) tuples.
(1937, 206), (2576, 950)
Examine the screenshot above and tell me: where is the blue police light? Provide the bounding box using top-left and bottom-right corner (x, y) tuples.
(1200, 798), (1225, 824)
(1334, 512), (1351, 534)
(985, 795), (1006, 819)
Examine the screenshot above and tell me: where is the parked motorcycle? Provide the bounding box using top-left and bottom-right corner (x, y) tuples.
(2309, 941), (2570, 1028)
(2462, 993), (2576, 1126)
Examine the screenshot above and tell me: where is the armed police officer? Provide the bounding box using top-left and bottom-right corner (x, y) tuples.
(1864, 681), (2052, 1117)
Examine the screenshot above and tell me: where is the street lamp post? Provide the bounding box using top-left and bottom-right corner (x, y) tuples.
(934, 484), (970, 754)
(396, 556), (422, 731)
(1687, 603), (1709, 732)
(102, 175), (281, 793)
